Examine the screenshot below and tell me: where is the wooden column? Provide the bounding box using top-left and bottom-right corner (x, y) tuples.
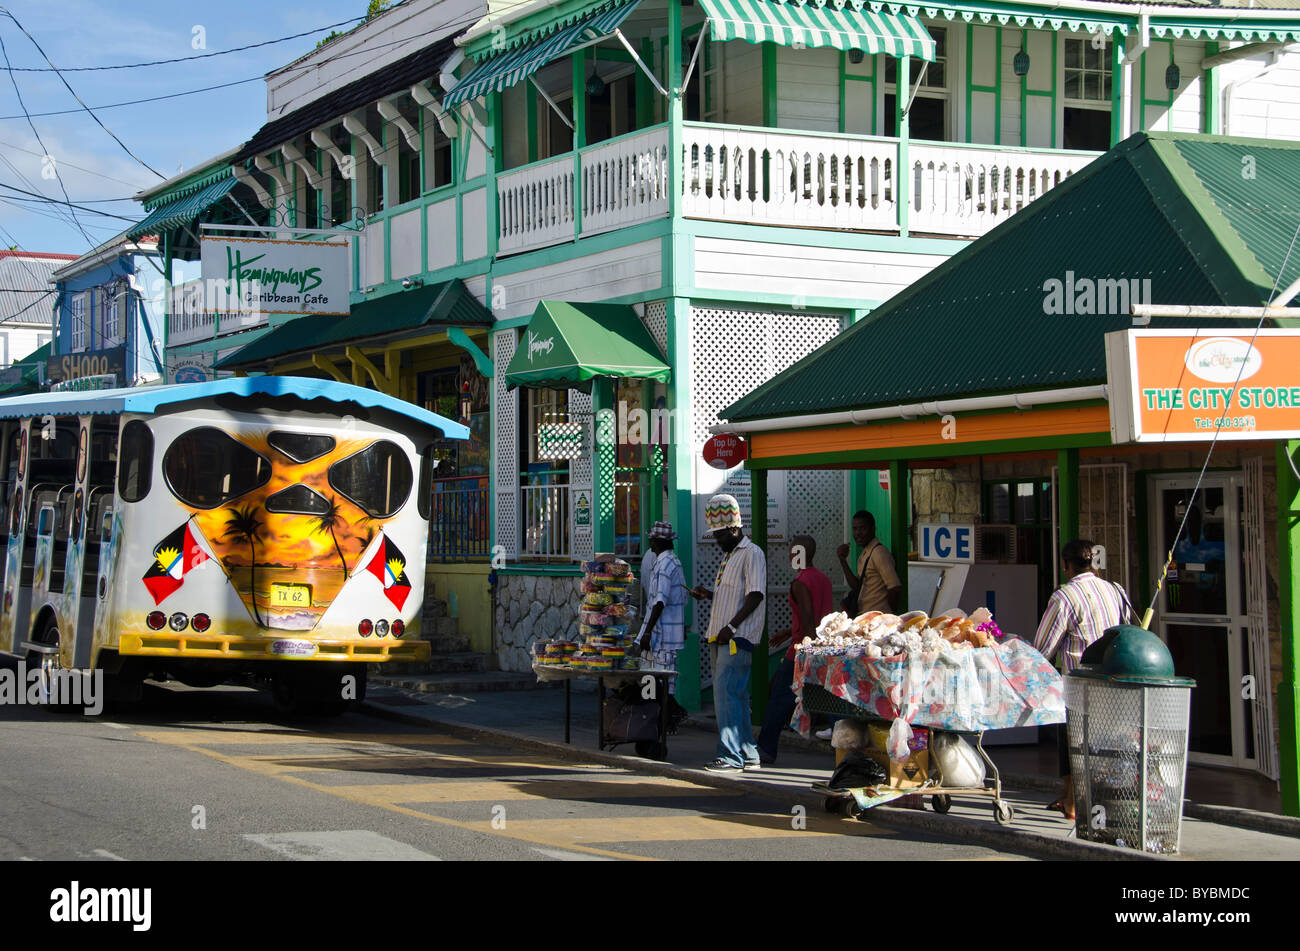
(889, 459), (909, 610)
(1276, 440), (1300, 816)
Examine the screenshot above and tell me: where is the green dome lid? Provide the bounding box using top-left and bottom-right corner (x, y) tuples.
(1100, 625), (1177, 681)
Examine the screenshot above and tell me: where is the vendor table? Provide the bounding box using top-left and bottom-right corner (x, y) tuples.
(531, 663), (676, 757)
(792, 638), (1067, 823)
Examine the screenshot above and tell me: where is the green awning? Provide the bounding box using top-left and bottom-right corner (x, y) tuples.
(127, 174), (236, 241)
(216, 279), (493, 369)
(504, 301), (670, 392)
(0, 341), (50, 395)
(700, 0), (935, 58)
(444, 0), (643, 107)
(875, 2), (1130, 38)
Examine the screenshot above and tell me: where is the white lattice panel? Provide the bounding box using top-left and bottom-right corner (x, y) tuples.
(494, 330), (520, 558)
(689, 305), (845, 686)
(569, 389), (594, 561)
(644, 300), (668, 358)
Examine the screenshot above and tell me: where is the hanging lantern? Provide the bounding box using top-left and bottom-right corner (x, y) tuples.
(848, 49), (865, 65)
(586, 68), (606, 97)
(1013, 49), (1030, 77)
(1165, 62), (1181, 91)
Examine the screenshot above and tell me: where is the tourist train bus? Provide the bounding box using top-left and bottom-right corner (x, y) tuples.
(0, 377), (466, 711)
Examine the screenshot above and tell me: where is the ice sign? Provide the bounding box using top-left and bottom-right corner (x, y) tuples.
(918, 523), (974, 563)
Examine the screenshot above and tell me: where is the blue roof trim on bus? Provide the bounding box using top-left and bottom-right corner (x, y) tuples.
(0, 377), (471, 438)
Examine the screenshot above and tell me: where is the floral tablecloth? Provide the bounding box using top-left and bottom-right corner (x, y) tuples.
(792, 636), (1066, 736)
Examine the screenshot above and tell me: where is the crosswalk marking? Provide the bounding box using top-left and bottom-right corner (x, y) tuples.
(244, 830), (440, 861)
(323, 777), (742, 806)
(136, 725), (895, 860)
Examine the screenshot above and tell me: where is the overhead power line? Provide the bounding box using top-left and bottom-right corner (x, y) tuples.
(0, 7), (166, 178)
(0, 182), (141, 221)
(1, 15), (366, 71)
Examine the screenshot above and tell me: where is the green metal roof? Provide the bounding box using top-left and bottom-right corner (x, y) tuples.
(215, 279), (493, 369)
(721, 132), (1300, 424)
(700, 1), (935, 58)
(0, 341), (51, 396)
(504, 300), (670, 391)
(127, 176), (237, 241)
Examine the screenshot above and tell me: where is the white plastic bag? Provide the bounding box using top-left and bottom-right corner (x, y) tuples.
(886, 717), (913, 761)
(931, 731), (986, 787)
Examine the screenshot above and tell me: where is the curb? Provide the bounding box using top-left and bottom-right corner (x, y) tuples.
(1182, 801), (1300, 839)
(357, 697), (1167, 862)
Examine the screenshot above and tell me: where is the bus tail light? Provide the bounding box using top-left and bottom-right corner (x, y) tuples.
(392, 619), (405, 638)
(190, 613), (211, 633)
(358, 619), (373, 637)
(147, 611), (166, 630)
(168, 612), (189, 632)
(375, 619), (390, 637)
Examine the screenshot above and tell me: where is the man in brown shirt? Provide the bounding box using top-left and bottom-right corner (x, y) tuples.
(837, 511), (902, 614)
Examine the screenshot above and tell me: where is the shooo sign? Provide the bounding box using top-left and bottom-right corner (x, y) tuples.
(200, 236), (350, 319)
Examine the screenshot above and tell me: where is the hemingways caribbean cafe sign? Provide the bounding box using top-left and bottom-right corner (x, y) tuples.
(1105, 329), (1300, 442)
(200, 236), (350, 321)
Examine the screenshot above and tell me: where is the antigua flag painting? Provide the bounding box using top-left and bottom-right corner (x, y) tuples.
(143, 522), (210, 605)
(363, 533), (412, 611)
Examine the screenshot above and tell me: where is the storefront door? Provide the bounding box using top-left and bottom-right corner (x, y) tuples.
(1149, 474), (1255, 769)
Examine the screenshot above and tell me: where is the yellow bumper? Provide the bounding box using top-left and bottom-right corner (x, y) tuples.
(118, 631), (430, 663)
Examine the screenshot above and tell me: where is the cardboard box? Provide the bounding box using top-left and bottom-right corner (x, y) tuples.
(865, 748), (930, 789)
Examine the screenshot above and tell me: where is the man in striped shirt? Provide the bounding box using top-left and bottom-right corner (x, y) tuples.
(1033, 538), (1136, 819)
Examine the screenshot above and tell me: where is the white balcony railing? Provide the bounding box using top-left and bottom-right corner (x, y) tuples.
(909, 142), (1089, 236)
(521, 482), (570, 558)
(167, 279), (214, 347)
(495, 123), (1092, 255)
(681, 122), (1096, 239)
(681, 124), (899, 232)
(580, 126), (669, 237)
(497, 154), (576, 255)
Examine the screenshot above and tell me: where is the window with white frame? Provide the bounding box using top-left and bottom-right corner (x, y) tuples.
(69, 292), (86, 351)
(883, 25), (949, 141)
(1062, 36), (1113, 151)
(103, 284), (120, 345)
(521, 386), (571, 558)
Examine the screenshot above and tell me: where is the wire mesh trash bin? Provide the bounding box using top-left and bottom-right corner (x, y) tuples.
(1065, 625), (1195, 854)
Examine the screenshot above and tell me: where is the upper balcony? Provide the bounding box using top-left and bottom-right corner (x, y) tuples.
(493, 120), (1094, 256)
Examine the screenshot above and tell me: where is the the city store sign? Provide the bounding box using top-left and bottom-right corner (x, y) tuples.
(200, 236), (350, 318)
(1106, 328), (1300, 442)
(47, 347), (125, 385)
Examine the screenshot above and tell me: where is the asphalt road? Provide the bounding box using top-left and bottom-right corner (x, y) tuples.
(0, 675), (1032, 862)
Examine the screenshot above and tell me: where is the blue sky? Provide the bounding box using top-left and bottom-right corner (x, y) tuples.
(0, 0), (368, 257)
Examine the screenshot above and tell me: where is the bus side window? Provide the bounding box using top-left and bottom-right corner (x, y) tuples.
(118, 420), (153, 502)
(417, 444), (433, 521)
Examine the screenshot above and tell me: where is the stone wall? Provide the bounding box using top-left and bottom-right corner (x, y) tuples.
(493, 572), (584, 672)
(910, 463), (981, 527)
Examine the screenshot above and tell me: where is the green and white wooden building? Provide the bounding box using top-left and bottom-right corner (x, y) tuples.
(150, 0), (1300, 711)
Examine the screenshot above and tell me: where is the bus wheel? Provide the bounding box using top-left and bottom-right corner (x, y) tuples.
(27, 618), (76, 714)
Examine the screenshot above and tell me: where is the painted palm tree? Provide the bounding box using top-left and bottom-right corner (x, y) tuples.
(223, 504), (266, 626)
(313, 496), (350, 577)
(354, 514), (376, 560)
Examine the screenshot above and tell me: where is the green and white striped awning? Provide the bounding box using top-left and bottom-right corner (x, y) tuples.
(698, 0), (935, 59)
(126, 174), (236, 241)
(444, 0), (643, 107)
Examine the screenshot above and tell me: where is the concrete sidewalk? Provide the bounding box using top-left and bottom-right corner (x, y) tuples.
(363, 676), (1300, 861)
